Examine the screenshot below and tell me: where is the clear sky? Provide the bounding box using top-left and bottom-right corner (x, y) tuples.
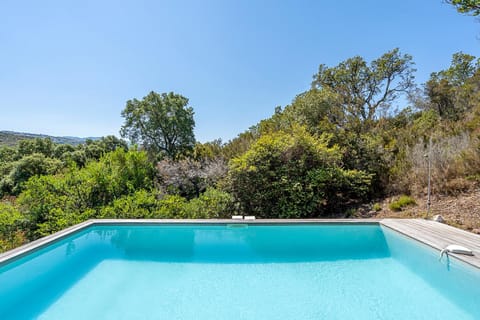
(0, 0), (478, 142)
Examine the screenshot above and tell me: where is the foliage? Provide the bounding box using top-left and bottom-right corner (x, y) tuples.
(0, 146), (16, 164)
(0, 136), (128, 198)
(221, 129), (259, 160)
(192, 140), (224, 161)
(446, 0), (480, 15)
(99, 190), (162, 219)
(0, 201), (27, 252)
(372, 203), (382, 211)
(18, 149), (155, 237)
(389, 195), (416, 211)
(425, 52), (479, 120)
(228, 127), (372, 218)
(120, 91), (195, 160)
(0, 153), (63, 195)
(183, 188), (234, 219)
(283, 89), (342, 136)
(311, 48), (415, 131)
(406, 133), (479, 195)
(3, 48), (480, 253)
(157, 158), (227, 199)
(99, 188), (233, 220)
(155, 194), (188, 218)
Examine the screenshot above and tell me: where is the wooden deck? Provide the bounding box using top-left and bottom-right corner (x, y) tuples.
(381, 219), (480, 269)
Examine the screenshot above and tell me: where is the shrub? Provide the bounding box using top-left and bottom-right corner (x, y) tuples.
(0, 201), (27, 252)
(372, 203), (382, 211)
(184, 188), (234, 219)
(228, 127), (372, 218)
(18, 149), (155, 238)
(389, 195), (416, 211)
(99, 190), (161, 219)
(1, 153), (63, 195)
(100, 188), (234, 220)
(156, 195), (188, 218)
(157, 158), (227, 199)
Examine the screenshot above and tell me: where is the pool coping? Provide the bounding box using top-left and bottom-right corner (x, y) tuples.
(380, 219), (480, 269)
(1, 218), (479, 269)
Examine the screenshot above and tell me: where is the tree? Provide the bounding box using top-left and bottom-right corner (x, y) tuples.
(426, 52), (479, 119)
(157, 157), (227, 199)
(430, 52), (478, 86)
(282, 89), (344, 136)
(0, 154), (62, 195)
(18, 149), (155, 237)
(17, 138), (54, 158)
(120, 91), (195, 160)
(0, 201), (26, 252)
(311, 48), (415, 130)
(446, 0), (480, 15)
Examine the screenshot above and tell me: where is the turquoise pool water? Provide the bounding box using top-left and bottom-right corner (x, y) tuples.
(0, 224), (479, 319)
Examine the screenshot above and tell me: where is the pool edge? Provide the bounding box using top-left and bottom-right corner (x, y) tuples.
(380, 219), (480, 270)
(0, 219), (380, 266)
(2, 218), (479, 270)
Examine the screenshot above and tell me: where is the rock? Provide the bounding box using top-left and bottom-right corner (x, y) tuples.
(432, 214), (445, 223)
(472, 228), (480, 235)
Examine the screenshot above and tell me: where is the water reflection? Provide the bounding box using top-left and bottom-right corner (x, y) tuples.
(97, 225), (390, 263)
(108, 227), (195, 261)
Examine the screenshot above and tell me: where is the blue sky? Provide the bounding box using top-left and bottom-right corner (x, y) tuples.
(0, 0), (478, 142)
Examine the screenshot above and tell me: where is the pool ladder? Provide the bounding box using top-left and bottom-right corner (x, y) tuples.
(439, 244), (473, 261)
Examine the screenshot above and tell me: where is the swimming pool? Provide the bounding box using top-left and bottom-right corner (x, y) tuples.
(0, 222), (479, 319)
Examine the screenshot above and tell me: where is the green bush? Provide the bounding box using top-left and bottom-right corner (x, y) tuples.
(99, 188), (234, 220)
(0, 201), (27, 252)
(99, 190), (160, 219)
(184, 188), (234, 219)
(372, 203), (382, 211)
(389, 195), (416, 211)
(18, 149), (155, 238)
(228, 126), (372, 218)
(0, 153), (63, 195)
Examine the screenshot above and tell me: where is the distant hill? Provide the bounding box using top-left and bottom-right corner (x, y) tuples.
(0, 131), (101, 147)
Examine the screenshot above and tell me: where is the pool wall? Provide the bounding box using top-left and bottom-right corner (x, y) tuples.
(382, 226), (480, 316)
(0, 219), (479, 319)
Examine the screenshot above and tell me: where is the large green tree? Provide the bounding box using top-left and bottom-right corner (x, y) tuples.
(120, 91), (195, 160)
(311, 48), (415, 131)
(426, 52), (479, 119)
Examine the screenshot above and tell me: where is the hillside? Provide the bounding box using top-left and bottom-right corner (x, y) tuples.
(351, 191), (480, 234)
(0, 131), (100, 147)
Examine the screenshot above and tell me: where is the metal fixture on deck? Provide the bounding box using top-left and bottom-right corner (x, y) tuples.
(439, 244), (474, 261)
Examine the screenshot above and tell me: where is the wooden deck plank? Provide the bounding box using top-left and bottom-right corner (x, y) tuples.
(381, 219), (480, 269)
(383, 220), (478, 247)
(390, 220), (480, 246)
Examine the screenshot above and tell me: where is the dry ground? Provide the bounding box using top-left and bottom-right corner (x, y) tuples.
(353, 189), (480, 234)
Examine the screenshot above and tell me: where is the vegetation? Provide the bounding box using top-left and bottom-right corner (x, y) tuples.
(389, 196), (417, 212)
(228, 127), (371, 218)
(446, 0), (480, 15)
(0, 130), (98, 147)
(372, 203), (382, 212)
(120, 91), (196, 160)
(2, 45), (480, 252)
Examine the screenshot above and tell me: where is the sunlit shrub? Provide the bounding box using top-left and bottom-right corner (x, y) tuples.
(389, 195), (416, 211)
